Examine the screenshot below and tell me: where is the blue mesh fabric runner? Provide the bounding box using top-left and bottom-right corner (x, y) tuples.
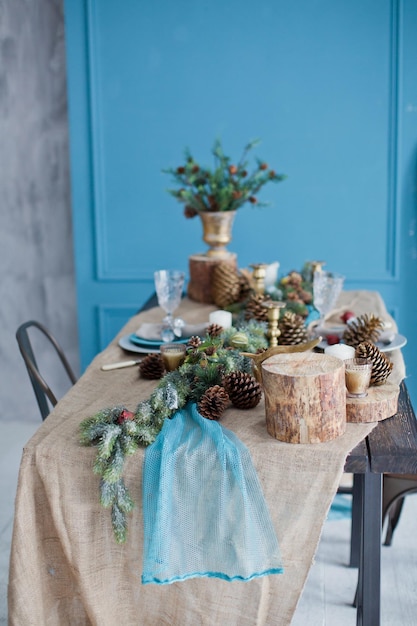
(142, 403), (283, 584)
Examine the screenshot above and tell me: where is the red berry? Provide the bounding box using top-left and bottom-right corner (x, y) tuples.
(326, 334), (340, 345)
(229, 165), (238, 175)
(341, 311), (355, 323)
(117, 409), (135, 425)
(259, 162), (268, 170)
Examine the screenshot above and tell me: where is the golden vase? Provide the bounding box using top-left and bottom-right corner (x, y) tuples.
(199, 210), (236, 258)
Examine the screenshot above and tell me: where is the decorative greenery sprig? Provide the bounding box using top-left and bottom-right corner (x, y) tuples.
(163, 139), (286, 218)
(80, 321), (268, 543)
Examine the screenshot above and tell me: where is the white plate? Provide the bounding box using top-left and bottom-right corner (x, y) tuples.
(316, 333), (407, 353)
(119, 335), (160, 354)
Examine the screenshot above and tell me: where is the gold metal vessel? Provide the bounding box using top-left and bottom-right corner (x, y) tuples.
(199, 210), (236, 258)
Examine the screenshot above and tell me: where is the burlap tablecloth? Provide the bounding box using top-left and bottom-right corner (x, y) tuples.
(8, 291), (405, 626)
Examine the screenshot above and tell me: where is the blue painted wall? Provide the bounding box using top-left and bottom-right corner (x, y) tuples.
(64, 0), (417, 405)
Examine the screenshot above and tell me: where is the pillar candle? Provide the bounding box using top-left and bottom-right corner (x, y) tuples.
(209, 310), (233, 329)
(324, 343), (355, 360)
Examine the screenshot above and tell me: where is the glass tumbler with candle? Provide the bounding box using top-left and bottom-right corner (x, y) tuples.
(160, 343), (187, 371)
(344, 358), (372, 398)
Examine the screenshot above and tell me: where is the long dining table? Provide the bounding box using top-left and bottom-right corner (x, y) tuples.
(8, 290), (415, 626)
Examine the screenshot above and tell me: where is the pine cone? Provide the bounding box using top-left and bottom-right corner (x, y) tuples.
(211, 263), (241, 308)
(278, 311), (309, 345)
(223, 371), (262, 409)
(187, 335), (202, 349)
(139, 353), (165, 379)
(342, 314), (384, 348)
(244, 293), (272, 322)
(197, 385), (230, 420)
(207, 323), (223, 337)
(355, 342), (393, 386)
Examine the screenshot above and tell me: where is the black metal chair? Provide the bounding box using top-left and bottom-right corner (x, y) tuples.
(341, 471), (417, 561)
(16, 320), (77, 420)
(382, 474), (417, 545)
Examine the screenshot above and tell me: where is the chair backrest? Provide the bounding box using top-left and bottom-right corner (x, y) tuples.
(16, 320), (77, 420)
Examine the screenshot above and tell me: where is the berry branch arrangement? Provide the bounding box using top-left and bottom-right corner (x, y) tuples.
(163, 139), (286, 218)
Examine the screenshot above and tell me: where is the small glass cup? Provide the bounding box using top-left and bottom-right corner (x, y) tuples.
(160, 343), (186, 372)
(344, 358), (372, 398)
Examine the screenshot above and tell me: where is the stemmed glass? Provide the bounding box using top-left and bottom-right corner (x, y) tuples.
(313, 270), (345, 330)
(154, 270), (185, 342)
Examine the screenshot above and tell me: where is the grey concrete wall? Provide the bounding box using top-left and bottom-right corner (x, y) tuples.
(0, 0), (79, 423)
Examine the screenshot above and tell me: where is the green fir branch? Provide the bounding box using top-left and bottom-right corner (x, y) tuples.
(116, 479), (135, 513)
(102, 441), (125, 484)
(96, 423), (122, 461)
(100, 479), (117, 508)
(111, 502), (128, 544)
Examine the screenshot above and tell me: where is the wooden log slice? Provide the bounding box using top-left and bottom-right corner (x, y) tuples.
(261, 352), (346, 444)
(346, 382), (399, 423)
(188, 253), (237, 304)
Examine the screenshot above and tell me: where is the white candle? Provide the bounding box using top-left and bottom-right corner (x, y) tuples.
(324, 343), (356, 360)
(264, 261), (280, 290)
(209, 310), (233, 329)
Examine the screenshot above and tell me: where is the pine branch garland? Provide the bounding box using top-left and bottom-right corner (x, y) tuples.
(79, 319), (268, 543)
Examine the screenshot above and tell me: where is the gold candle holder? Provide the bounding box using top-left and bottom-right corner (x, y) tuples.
(263, 301), (286, 347)
(250, 263), (268, 295)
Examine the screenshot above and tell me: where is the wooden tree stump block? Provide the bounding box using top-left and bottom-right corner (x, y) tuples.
(187, 253), (237, 304)
(261, 353), (346, 444)
(346, 383), (399, 423)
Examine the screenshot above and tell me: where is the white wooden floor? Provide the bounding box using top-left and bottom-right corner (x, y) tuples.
(1, 418), (417, 625)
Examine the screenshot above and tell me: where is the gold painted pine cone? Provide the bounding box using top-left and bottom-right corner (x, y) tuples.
(211, 263), (241, 308)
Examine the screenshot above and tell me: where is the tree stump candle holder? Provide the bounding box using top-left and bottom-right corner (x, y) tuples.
(346, 382), (399, 423)
(188, 253), (237, 304)
(261, 352), (346, 444)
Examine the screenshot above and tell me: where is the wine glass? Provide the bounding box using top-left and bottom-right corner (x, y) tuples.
(154, 270), (185, 341)
(313, 270), (345, 330)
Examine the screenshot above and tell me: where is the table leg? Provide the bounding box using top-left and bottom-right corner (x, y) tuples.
(350, 473), (362, 568)
(356, 472), (382, 626)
